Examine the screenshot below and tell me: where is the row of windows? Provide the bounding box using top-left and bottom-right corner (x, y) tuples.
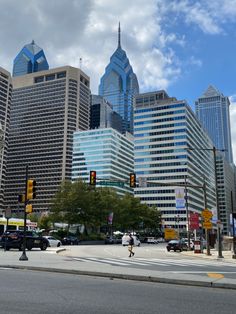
(34, 71), (66, 83)
(134, 103), (184, 114)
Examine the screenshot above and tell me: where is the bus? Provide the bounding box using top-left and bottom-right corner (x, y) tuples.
(0, 217), (37, 235)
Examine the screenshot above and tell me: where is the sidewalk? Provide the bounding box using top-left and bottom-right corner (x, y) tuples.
(0, 247), (236, 290)
(181, 248), (236, 262)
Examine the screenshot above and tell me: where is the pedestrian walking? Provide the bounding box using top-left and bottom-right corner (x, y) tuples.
(128, 233), (135, 257)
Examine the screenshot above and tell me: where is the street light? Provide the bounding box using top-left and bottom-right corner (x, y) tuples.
(186, 146), (225, 258)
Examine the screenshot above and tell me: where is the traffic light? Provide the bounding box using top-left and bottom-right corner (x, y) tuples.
(130, 173), (136, 188)
(90, 171), (96, 185)
(27, 179), (36, 200)
(25, 204), (33, 214)
(18, 194), (25, 203)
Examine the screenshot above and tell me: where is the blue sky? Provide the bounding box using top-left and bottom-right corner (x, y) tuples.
(1, 0), (236, 160)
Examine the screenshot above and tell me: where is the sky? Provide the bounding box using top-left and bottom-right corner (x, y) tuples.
(1, 0), (236, 161)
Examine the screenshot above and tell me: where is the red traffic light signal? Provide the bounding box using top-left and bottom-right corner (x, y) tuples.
(130, 173), (136, 188)
(90, 171), (96, 185)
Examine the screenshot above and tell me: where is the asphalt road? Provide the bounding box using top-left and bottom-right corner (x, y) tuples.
(60, 243), (236, 280)
(0, 268), (235, 314)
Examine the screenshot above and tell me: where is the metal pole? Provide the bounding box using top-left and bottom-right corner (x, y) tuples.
(19, 165), (28, 261)
(203, 179), (211, 256)
(213, 147), (223, 258)
(231, 191), (236, 259)
(184, 176), (191, 250)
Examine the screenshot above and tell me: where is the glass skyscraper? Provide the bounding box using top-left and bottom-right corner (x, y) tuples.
(72, 128), (134, 196)
(13, 40), (49, 77)
(99, 24), (139, 134)
(134, 91), (216, 232)
(195, 85), (233, 163)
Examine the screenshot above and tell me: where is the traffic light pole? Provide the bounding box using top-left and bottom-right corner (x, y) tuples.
(19, 165), (28, 261)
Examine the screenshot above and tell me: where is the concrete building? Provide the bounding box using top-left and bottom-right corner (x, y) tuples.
(13, 40), (49, 77)
(5, 66), (90, 212)
(134, 91), (216, 233)
(99, 23), (139, 134)
(0, 67), (12, 214)
(72, 128), (134, 195)
(90, 95), (123, 133)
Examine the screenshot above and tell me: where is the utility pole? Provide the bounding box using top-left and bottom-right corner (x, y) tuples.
(184, 176), (191, 250)
(203, 179), (211, 256)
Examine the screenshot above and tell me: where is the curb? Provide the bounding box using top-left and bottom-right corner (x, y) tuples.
(0, 264), (236, 290)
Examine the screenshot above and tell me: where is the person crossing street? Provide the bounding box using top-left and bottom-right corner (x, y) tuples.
(128, 234), (135, 257)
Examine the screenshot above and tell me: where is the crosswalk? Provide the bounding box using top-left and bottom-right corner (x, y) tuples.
(72, 257), (236, 268)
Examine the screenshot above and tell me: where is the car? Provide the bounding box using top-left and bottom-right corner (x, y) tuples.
(182, 238), (194, 250)
(43, 236), (62, 247)
(144, 237), (159, 244)
(0, 230), (49, 251)
(166, 240), (188, 252)
(61, 236), (80, 245)
(104, 236), (122, 244)
(122, 234), (141, 246)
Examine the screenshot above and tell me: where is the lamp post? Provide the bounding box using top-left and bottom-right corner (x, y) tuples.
(187, 146), (224, 258)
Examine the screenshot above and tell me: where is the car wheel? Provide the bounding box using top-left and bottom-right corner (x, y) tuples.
(57, 242), (61, 247)
(41, 242), (48, 251)
(167, 248), (170, 252)
(6, 247), (10, 251)
(179, 249), (182, 252)
(27, 246), (32, 251)
(174, 248), (176, 252)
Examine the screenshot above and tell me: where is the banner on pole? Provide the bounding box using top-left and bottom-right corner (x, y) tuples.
(175, 188), (185, 209)
(108, 212), (113, 225)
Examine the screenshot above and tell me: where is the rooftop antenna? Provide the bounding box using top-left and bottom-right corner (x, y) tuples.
(79, 57), (82, 69)
(118, 22), (121, 48)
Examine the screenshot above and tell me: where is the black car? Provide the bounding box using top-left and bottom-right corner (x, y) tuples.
(61, 236), (80, 245)
(0, 230), (49, 251)
(104, 236), (122, 244)
(166, 240), (188, 252)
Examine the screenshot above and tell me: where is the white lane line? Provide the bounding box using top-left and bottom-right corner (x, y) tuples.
(87, 257), (129, 266)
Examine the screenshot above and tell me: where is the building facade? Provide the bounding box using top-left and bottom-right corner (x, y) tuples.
(90, 95), (123, 133)
(134, 91), (216, 233)
(13, 40), (49, 77)
(72, 128), (134, 195)
(0, 67), (12, 214)
(195, 85), (233, 163)
(5, 66), (90, 212)
(99, 24), (139, 134)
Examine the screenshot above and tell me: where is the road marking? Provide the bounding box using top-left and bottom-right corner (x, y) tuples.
(207, 273), (224, 279)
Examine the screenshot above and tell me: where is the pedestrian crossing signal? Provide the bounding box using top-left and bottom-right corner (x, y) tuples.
(130, 173), (136, 188)
(90, 171), (96, 185)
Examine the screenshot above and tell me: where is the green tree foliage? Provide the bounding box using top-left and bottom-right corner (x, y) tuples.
(50, 180), (161, 233)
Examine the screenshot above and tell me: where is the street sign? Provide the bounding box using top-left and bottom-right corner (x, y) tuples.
(203, 221), (213, 229)
(202, 210), (213, 220)
(98, 181), (124, 187)
(189, 212), (199, 230)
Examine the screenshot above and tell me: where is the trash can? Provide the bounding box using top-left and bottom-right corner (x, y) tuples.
(194, 240), (201, 253)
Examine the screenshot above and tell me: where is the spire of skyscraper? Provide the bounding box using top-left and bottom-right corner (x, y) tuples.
(118, 22), (121, 48)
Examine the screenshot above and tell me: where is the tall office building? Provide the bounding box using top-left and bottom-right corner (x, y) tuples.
(134, 91), (216, 232)
(13, 40), (49, 77)
(99, 24), (139, 134)
(0, 67), (12, 214)
(5, 66), (90, 212)
(195, 85), (233, 163)
(72, 128), (134, 195)
(90, 95), (122, 133)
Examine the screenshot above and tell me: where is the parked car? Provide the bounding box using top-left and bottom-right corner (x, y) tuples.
(104, 236), (120, 244)
(166, 240), (188, 252)
(62, 236), (80, 245)
(182, 238), (194, 250)
(0, 230), (49, 251)
(43, 236), (61, 247)
(144, 237), (159, 244)
(122, 234), (141, 246)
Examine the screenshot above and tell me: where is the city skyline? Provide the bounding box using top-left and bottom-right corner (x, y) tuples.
(1, 0), (236, 161)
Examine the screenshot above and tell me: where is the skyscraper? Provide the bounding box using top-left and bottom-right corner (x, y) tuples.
(72, 128), (134, 196)
(99, 24), (139, 134)
(5, 66), (90, 212)
(134, 91), (216, 232)
(0, 67), (12, 214)
(13, 40), (49, 77)
(195, 85), (233, 163)
(90, 95), (123, 133)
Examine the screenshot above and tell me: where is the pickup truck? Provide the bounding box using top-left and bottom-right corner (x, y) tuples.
(0, 230), (49, 251)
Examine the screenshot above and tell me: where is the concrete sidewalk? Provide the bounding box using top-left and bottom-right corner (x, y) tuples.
(181, 248), (236, 262)
(0, 247), (236, 290)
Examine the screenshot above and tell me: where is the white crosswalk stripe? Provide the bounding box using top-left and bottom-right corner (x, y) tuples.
(72, 257), (236, 268)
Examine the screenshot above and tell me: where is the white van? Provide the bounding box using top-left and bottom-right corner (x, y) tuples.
(122, 234), (141, 246)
